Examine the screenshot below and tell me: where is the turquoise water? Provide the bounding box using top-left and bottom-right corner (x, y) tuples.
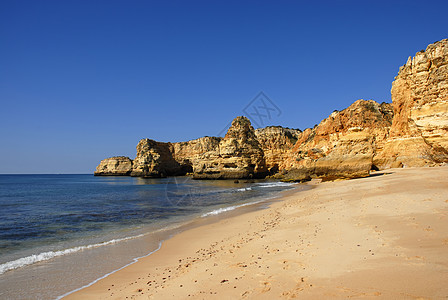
(0, 174), (299, 299)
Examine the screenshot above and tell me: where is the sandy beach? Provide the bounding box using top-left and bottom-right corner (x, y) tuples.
(65, 166), (448, 299)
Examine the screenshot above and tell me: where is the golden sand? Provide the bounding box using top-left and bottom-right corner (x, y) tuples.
(66, 166), (448, 299)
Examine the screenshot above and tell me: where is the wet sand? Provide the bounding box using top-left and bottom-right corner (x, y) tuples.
(65, 166), (448, 299)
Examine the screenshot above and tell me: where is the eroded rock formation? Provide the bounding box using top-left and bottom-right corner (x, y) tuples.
(94, 39), (448, 181)
(130, 139), (184, 177)
(280, 100), (393, 181)
(95, 117), (268, 179)
(172, 136), (222, 173)
(255, 126), (301, 174)
(375, 39), (448, 168)
(192, 116), (268, 179)
(94, 156), (133, 176)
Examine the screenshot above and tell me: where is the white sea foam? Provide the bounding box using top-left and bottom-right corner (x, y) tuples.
(201, 200), (264, 217)
(0, 233), (147, 275)
(236, 187), (252, 192)
(255, 182), (296, 188)
(56, 242), (162, 300)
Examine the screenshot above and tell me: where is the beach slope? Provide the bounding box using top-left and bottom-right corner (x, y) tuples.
(66, 166), (448, 299)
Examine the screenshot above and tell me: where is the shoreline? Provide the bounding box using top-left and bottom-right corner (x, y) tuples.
(66, 166), (448, 299)
(56, 242), (163, 300)
(57, 184), (307, 299)
(0, 177), (301, 300)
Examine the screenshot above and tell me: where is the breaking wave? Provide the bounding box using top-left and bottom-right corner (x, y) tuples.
(201, 199), (264, 217)
(0, 234), (147, 275)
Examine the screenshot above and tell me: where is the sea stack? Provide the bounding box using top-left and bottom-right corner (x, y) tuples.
(94, 156), (133, 176)
(192, 116), (268, 179)
(94, 39), (448, 181)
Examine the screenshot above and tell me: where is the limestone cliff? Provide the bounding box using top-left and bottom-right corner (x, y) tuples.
(172, 136), (222, 172)
(280, 100), (393, 181)
(375, 39), (448, 168)
(130, 139), (184, 177)
(94, 39), (448, 181)
(94, 156), (133, 176)
(111, 118), (268, 179)
(128, 137), (224, 178)
(254, 126), (301, 174)
(192, 116), (268, 179)
(94, 118), (268, 179)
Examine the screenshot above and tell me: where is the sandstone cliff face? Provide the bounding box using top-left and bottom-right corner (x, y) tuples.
(281, 100), (393, 181)
(130, 139), (184, 177)
(129, 137), (223, 177)
(94, 39), (448, 181)
(254, 126), (301, 174)
(120, 117), (268, 179)
(172, 136), (222, 172)
(94, 156), (133, 176)
(94, 118), (268, 179)
(375, 39), (448, 168)
(192, 116), (268, 179)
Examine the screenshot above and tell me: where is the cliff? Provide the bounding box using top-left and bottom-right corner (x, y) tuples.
(94, 156), (133, 176)
(280, 100), (393, 181)
(172, 136), (222, 173)
(95, 117), (268, 179)
(375, 39), (448, 168)
(254, 126), (301, 174)
(130, 139), (186, 177)
(94, 39), (448, 181)
(192, 116), (268, 179)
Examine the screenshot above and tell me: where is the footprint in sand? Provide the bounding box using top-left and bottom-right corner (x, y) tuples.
(241, 290), (251, 298)
(281, 260), (291, 270)
(261, 281), (271, 293)
(281, 278), (307, 298)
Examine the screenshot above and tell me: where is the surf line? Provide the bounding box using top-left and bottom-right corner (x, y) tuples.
(55, 241), (163, 300)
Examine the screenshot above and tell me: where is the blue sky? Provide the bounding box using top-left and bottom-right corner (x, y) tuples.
(1, 0), (447, 174)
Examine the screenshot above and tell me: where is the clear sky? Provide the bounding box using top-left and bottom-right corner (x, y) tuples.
(1, 0), (447, 174)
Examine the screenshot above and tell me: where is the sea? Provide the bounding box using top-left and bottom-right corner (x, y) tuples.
(0, 174), (304, 299)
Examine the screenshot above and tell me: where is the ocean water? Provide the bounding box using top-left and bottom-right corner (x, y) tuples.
(0, 174), (301, 299)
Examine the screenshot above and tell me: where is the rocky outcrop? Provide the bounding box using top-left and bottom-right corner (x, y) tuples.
(127, 137), (224, 178)
(172, 136), (222, 172)
(94, 156), (133, 176)
(93, 118), (268, 179)
(375, 39), (448, 168)
(130, 139), (184, 177)
(94, 39), (448, 181)
(192, 116), (268, 179)
(280, 100), (393, 181)
(279, 39), (448, 180)
(255, 126), (301, 174)
(113, 118), (268, 179)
